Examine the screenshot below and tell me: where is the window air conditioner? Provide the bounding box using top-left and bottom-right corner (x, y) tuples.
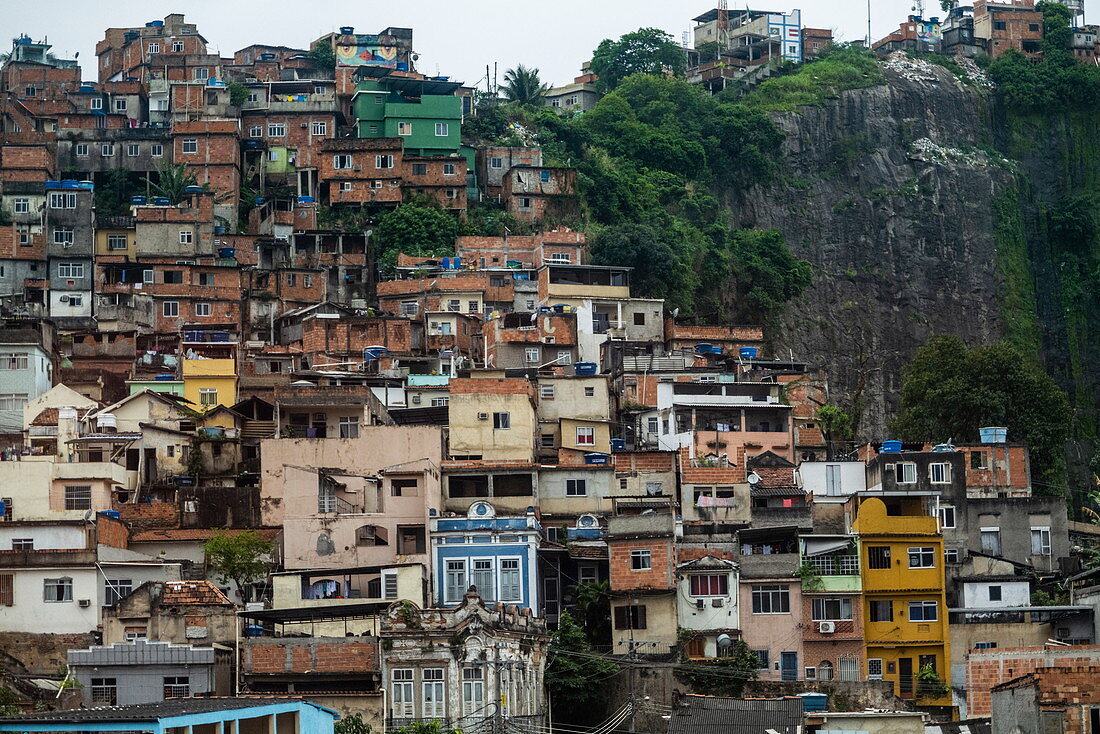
(695, 599), (705, 610)
(78, 599), (91, 608)
(711, 598), (724, 608)
(818, 621), (836, 634)
(477, 412), (489, 421)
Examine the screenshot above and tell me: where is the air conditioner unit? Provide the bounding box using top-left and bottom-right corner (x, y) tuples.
(818, 621), (836, 634)
(300, 122), (308, 128)
(353, 166), (362, 171)
(804, 666), (817, 680)
(695, 599), (705, 610)
(59, 295), (70, 303)
(711, 598), (724, 608)
(477, 412), (489, 421)
(78, 599), (91, 608)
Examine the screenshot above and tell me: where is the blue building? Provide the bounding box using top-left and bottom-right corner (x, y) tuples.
(0, 697), (337, 733)
(431, 501), (540, 610)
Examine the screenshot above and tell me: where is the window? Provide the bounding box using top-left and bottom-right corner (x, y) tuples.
(867, 659), (883, 680)
(580, 388), (594, 400)
(179, 230), (193, 245)
(518, 197), (532, 209)
(195, 302), (211, 317)
(811, 598), (853, 621)
(423, 668), (445, 719)
(1031, 527), (1052, 555)
(470, 559), (494, 600)
(445, 559), (466, 602)
(50, 192), (77, 209)
(75, 143), (89, 156)
(376, 154), (394, 169)
(11, 539), (33, 550)
(970, 450), (989, 469)
(630, 549), (652, 571)
(462, 667), (484, 715)
(945, 548), (960, 564)
(576, 426), (596, 446)
(340, 182), (353, 192)
(908, 547), (935, 569)
(930, 462), (951, 483)
(647, 417), (660, 434)
(311, 121), (327, 135)
(106, 234), (128, 251)
(0, 353), (28, 370)
(444, 163), (456, 175)
(869, 600), (893, 622)
(268, 123), (286, 137)
(12, 198), (29, 214)
(867, 546), (891, 569)
(938, 505), (956, 529)
(52, 228), (75, 246)
(151, 143), (163, 157)
(333, 154), (353, 169)
(339, 416), (359, 439)
(199, 388), (218, 407)
(540, 434), (555, 448)
(383, 572), (398, 599)
(493, 412), (510, 430)
(104, 579), (132, 606)
(148, 42), (160, 54)
(435, 122), (449, 136)
(0, 574), (12, 606)
(753, 650), (770, 669)
(500, 558), (521, 601)
(248, 125), (264, 138)
(285, 272), (297, 286)
(164, 676), (190, 698)
(908, 600), (938, 622)
(392, 669), (415, 717)
(91, 678), (117, 705)
(751, 584), (790, 614)
(64, 485), (91, 510)
(994, 21), (1007, 30)
(101, 142), (115, 158)
(557, 351), (572, 365)
(398, 122), (413, 136)
(988, 585), (1003, 602)
(540, 384), (555, 400)
(172, 41), (185, 52)
(182, 138), (197, 154)
(0, 498), (10, 522)
(524, 348), (540, 364)
(565, 479), (587, 497)
(490, 157), (503, 169)
(895, 462), (917, 483)
(613, 604), (647, 629)
(162, 301), (180, 317)
(430, 397), (449, 407)
(44, 577), (73, 602)
(197, 272), (214, 287)
(981, 528), (1002, 555)
(0, 395), (27, 411)
(690, 574), (728, 596)
(540, 170), (552, 183)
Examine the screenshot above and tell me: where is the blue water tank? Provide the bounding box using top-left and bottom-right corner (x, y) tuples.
(396, 62), (409, 71)
(213, 225), (226, 235)
(739, 347), (758, 359)
(44, 180), (62, 190)
(259, 53), (276, 61)
(798, 693), (828, 713)
(152, 197), (171, 206)
(146, 20), (164, 27)
(364, 346), (389, 361)
(339, 26), (355, 34)
(243, 625), (266, 638)
(130, 195), (148, 205)
(584, 453), (610, 465)
(880, 440), (903, 453)
(297, 196), (315, 204)
(611, 438), (626, 452)
(979, 426), (1008, 444)
(694, 343), (714, 354)
(574, 362), (597, 376)
(709, 345), (724, 355)
(155, 374), (175, 381)
(218, 247), (236, 258)
(453, 257), (461, 269)
(98, 510), (121, 520)
(61, 179), (80, 189)
(441, 257), (450, 269)
(184, 185), (203, 194)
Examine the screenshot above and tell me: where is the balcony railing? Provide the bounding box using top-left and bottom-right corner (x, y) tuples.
(318, 493), (357, 514)
(809, 555), (859, 576)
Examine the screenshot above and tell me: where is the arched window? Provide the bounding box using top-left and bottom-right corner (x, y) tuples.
(818, 660), (834, 681)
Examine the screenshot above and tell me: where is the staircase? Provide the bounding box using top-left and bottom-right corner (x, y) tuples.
(240, 420), (276, 439)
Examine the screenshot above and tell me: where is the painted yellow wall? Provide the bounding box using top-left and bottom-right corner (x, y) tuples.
(182, 359), (237, 412)
(448, 392), (535, 460)
(559, 417), (611, 453)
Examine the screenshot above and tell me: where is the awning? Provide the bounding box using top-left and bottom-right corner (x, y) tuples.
(803, 537), (853, 557)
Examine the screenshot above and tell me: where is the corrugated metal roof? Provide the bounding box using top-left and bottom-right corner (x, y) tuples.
(667, 695), (803, 734)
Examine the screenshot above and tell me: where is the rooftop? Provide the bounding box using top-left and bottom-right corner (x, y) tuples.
(0, 697), (327, 724)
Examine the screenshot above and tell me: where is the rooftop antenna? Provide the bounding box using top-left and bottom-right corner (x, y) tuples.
(913, 0), (925, 18)
(867, 0), (873, 47)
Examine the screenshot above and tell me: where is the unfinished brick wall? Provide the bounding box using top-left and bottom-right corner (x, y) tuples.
(609, 538), (674, 591)
(244, 638), (380, 674)
(115, 501), (180, 530)
(965, 646), (1100, 717)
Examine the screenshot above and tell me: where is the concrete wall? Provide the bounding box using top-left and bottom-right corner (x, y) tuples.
(738, 578), (803, 680)
(799, 461), (866, 499)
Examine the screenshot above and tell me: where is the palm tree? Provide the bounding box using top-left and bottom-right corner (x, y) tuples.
(146, 162), (200, 204)
(501, 64), (550, 106)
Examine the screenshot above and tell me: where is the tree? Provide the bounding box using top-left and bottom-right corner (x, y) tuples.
(310, 40), (336, 68)
(696, 40), (722, 65)
(720, 229), (814, 323)
(940, 0), (957, 13)
(589, 222), (688, 303)
(569, 581), (611, 646)
(501, 64), (550, 106)
(95, 169), (139, 218)
(545, 612), (620, 724)
(147, 162), (199, 204)
(673, 639), (759, 697)
(335, 714), (373, 734)
(590, 28), (687, 92)
(376, 203), (458, 271)
(891, 335), (1072, 492)
(202, 530), (276, 603)
(227, 81), (249, 108)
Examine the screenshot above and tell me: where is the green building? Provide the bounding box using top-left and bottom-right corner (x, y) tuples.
(352, 76), (463, 157)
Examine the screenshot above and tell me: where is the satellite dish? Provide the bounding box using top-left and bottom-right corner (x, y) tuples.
(747, 472), (761, 485)
(716, 633), (733, 649)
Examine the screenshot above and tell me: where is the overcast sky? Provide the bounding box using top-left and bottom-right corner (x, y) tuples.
(7, 1), (1093, 89)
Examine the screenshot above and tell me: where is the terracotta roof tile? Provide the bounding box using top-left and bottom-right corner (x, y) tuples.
(161, 580), (234, 606)
(31, 408), (59, 426)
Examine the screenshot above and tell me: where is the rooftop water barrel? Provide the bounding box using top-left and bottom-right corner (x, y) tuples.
(45, 181), (61, 189)
(61, 179), (80, 189)
(96, 413), (117, 431)
(259, 53), (276, 61)
(155, 374), (175, 381)
(184, 185), (203, 194)
(152, 196), (171, 206)
(709, 345), (724, 355)
(98, 510), (121, 520)
(584, 453), (610, 465)
(453, 257), (461, 269)
(979, 426), (1008, 444)
(243, 625), (266, 638)
(218, 247), (235, 258)
(739, 347), (758, 359)
(78, 181), (95, 190)
(340, 26), (355, 34)
(880, 440), (902, 453)
(364, 346), (389, 360)
(611, 438), (626, 452)
(798, 693), (827, 713)
(297, 196), (315, 204)
(130, 195), (147, 205)
(441, 257), (450, 269)
(213, 225), (226, 235)
(397, 62), (409, 71)
(574, 362), (597, 376)
(146, 20), (164, 27)
(694, 343), (714, 354)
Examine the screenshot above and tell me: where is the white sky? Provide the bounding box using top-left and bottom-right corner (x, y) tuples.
(6, 0), (1094, 89)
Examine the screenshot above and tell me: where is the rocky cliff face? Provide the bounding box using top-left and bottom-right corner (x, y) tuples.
(732, 64), (1025, 439)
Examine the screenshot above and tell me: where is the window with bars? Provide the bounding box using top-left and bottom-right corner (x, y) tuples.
(64, 485), (92, 510)
(689, 574), (728, 596)
(163, 676), (189, 698)
(0, 574), (12, 606)
(613, 604), (647, 629)
(91, 678), (117, 704)
(867, 546), (891, 569)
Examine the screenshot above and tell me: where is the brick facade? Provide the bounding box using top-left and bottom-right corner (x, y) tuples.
(965, 645), (1100, 717)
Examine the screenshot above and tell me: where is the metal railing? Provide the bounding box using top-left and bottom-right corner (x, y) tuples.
(809, 555), (859, 576)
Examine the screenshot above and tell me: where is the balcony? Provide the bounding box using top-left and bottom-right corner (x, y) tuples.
(318, 493), (359, 515)
(808, 555), (859, 576)
(0, 549), (97, 568)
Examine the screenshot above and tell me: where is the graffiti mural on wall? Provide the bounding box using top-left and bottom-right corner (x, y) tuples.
(336, 34), (400, 67)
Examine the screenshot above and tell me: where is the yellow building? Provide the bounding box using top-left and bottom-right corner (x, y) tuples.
(852, 497), (952, 712)
(447, 377), (536, 461)
(95, 225), (136, 257)
(181, 358), (237, 412)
